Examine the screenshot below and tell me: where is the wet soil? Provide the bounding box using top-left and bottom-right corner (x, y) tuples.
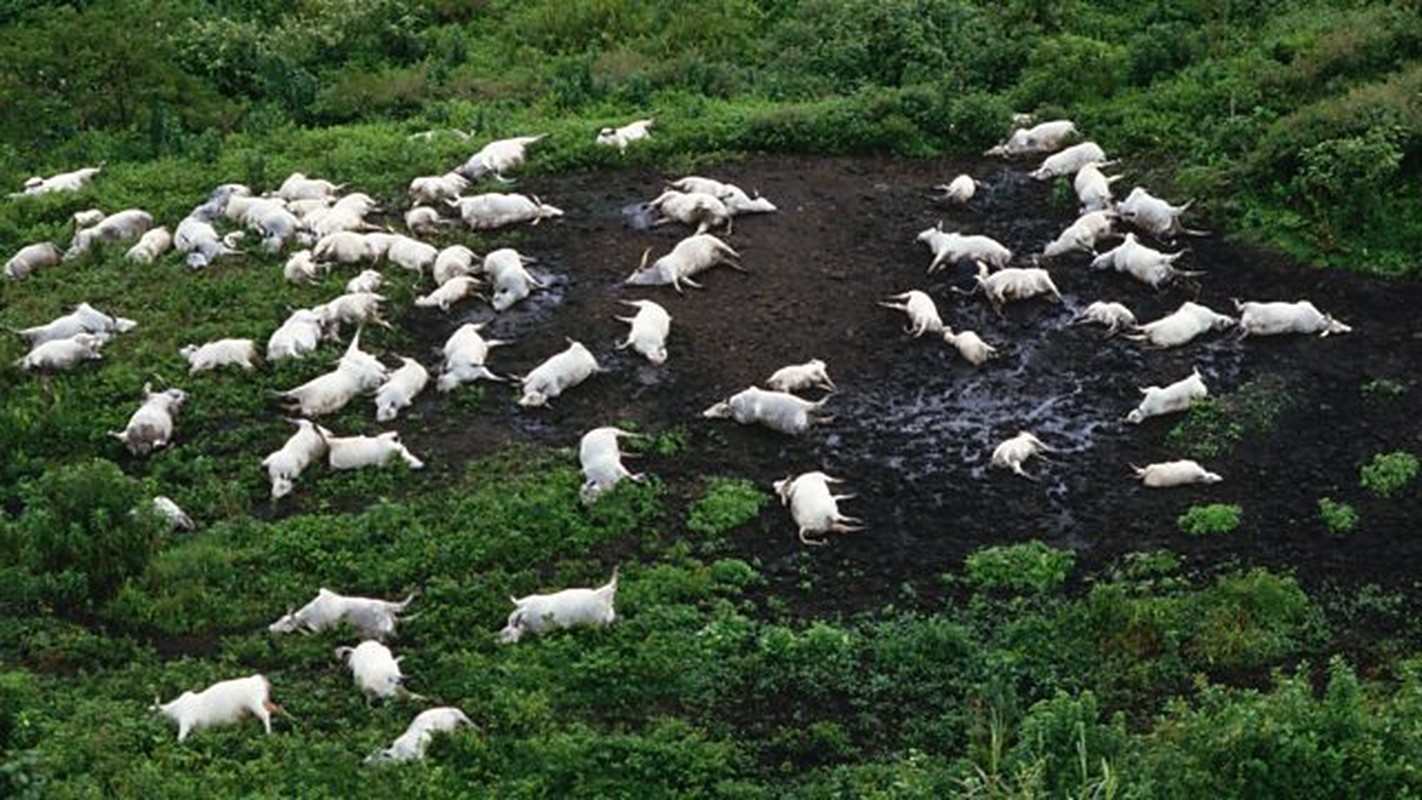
(399, 154), (1422, 612)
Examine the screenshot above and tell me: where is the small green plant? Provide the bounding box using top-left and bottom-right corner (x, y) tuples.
(1359, 451), (1418, 498)
(1166, 379), (1292, 460)
(1177, 504), (1243, 536)
(685, 478), (768, 536)
(1361, 377), (1406, 401)
(1317, 497), (1359, 534)
(964, 541), (1076, 594)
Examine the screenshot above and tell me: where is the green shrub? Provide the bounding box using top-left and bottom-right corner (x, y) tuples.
(1177, 504), (1243, 536)
(1317, 497), (1359, 534)
(964, 541), (1076, 594)
(685, 478), (768, 536)
(5, 459), (163, 610)
(1166, 379), (1292, 460)
(1359, 451), (1419, 498)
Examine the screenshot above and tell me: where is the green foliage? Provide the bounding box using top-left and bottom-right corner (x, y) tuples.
(1166, 378), (1292, 460)
(4, 459), (163, 611)
(964, 541), (1076, 594)
(1176, 504), (1243, 537)
(685, 477), (768, 536)
(1318, 497), (1359, 535)
(1361, 377), (1407, 401)
(1359, 451), (1419, 499)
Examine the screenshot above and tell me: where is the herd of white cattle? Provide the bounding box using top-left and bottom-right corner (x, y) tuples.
(4, 113), (1353, 751)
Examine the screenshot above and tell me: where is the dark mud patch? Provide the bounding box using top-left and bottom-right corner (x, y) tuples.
(397, 154), (1422, 614)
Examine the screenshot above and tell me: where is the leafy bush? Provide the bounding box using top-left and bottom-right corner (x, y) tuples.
(1166, 379), (1292, 460)
(1318, 497), (1359, 534)
(1177, 504), (1243, 536)
(1359, 451), (1419, 498)
(4, 459), (163, 611)
(964, 541), (1076, 594)
(685, 478), (768, 536)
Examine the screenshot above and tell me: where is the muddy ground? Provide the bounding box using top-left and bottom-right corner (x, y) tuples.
(399, 154), (1422, 612)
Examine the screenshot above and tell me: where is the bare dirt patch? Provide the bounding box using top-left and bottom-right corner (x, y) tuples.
(400, 154), (1422, 610)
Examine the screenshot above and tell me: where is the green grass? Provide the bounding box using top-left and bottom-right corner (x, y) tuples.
(1177, 504), (1244, 537)
(1360, 451), (1419, 499)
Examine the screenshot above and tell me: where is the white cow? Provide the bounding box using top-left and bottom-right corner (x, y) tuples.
(111, 383), (188, 455)
(648, 190), (732, 235)
(334, 640), (421, 704)
(374, 357), (430, 422)
(944, 330), (1000, 366)
(991, 431), (1057, 480)
(1126, 302), (1235, 348)
(457, 134), (545, 182)
(345, 269), (384, 295)
(1041, 210), (1117, 261)
(14, 302), (136, 346)
(1117, 187), (1205, 239)
(579, 427), (644, 505)
(450, 193), (563, 230)
(153, 674), (288, 742)
(1090, 233), (1200, 289)
(408, 171), (470, 205)
(596, 118), (654, 152)
(879, 290), (946, 337)
(365, 708), (474, 765)
(5, 242), (63, 279)
(414, 276), (481, 312)
(483, 248), (544, 312)
(1234, 300), (1352, 338)
(1072, 300), (1137, 335)
(179, 338), (259, 373)
(267, 309), (325, 362)
(125, 227), (173, 264)
(985, 119), (1079, 157)
(972, 264), (1064, 312)
(269, 588), (416, 640)
(323, 430), (425, 471)
(702, 386), (829, 435)
(917, 223), (1013, 273)
(1127, 368), (1209, 424)
(1029, 142), (1108, 180)
(518, 340), (601, 407)
(615, 299), (672, 365)
(14, 332), (109, 372)
(1074, 162), (1123, 213)
(773, 471), (862, 546)
(934, 174), (982, 205)
(625, 234), (744, 293)
(499, 568), (619, 644)
(433, 245), (480, 286)
(438, 323), (509, 391)
(261, 418), (329, 500)
(152, 495), (196, 531)
(766, 359), (835, 394)
(1133, 459), (1223, 487)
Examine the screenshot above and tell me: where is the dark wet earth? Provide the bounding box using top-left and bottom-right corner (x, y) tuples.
(396, 154), (1422, 610)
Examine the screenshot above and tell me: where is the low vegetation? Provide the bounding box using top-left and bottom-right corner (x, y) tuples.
(1177, 503), (1244, 537)
(2, 0), (1421, 795)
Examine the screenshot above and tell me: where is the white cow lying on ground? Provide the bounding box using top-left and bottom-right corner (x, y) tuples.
(766, 359), (835, 394)
(499, 568), (620, 644)
(579, 426), (645, 505)
(1072, 301), (1137, 335)
(457, 134), (545, 182)
(1234, 299), (1352, 338)
(269, 588), (416, 640)
(934, 174), (982, 205)
(111, 383), (189, 456)
(261, 418), (328, 499)
(1127, 368), (1209, 424)
(152, 674), (290, 742)
(917, 222), (1012, 273)
(374, 357), (430, 422)
(438, 323), (508, 391)
(991, 431), (1057, 480)
(773, 471), (862, 546)
(15, 332), (109, 372)
(335, 640), (422, 705)
(518, 339), (601, 408)
(615, 299), (672, 365)
(880, 290), (946, 337)
(322, 429), (425, 471)
(1126, 301), (1235, 348)
(702, 386), (830, 435)
(180, 338), (259, 373)
(365, 707), (475, 765)
(985, 119), (1078, 157)
(14, 302), (136, 346)
(625, 234), (744, 293)
(1133, 459), (1222, 487)
(5, 242), (63, 279)
(1029, 142), (1108, 180)
(597, 119), (653, 152)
